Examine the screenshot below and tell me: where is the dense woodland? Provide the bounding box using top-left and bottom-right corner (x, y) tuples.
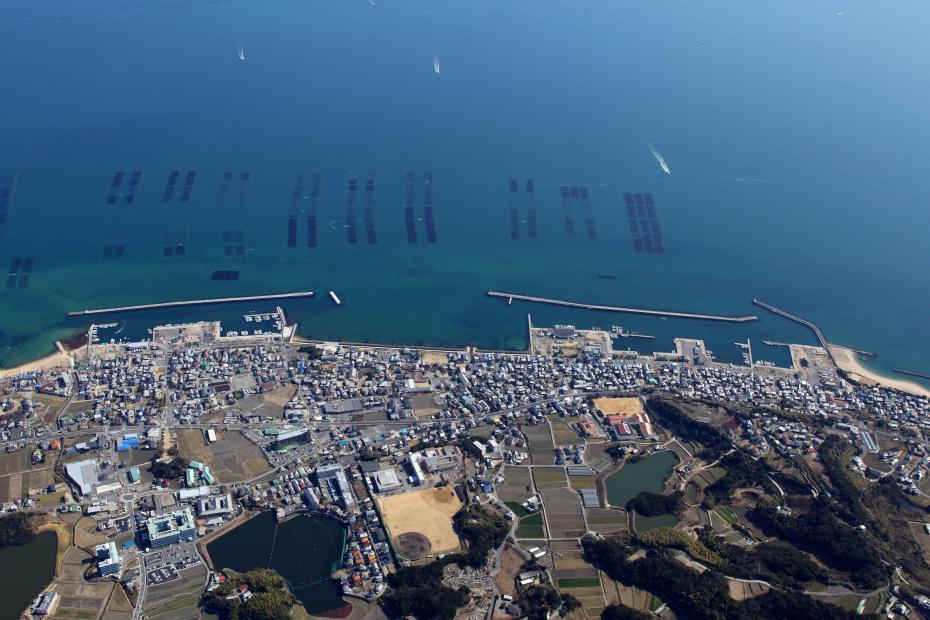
(202, 569), (296, 620)
(0, 512), (34, 547)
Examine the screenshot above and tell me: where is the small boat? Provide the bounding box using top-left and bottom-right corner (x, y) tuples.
(329, 291), (342, 305)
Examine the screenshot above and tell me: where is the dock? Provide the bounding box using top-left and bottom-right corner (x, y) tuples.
(488, 291), (758, 323)
(752, 298), (835, 364)
(67, 291), (315, 317)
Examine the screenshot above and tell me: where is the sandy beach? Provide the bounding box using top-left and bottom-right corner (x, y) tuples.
(830, 345), (930, 399)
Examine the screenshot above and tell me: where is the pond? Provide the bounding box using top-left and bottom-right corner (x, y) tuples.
(0, 530), (57, 618)
(207, 511), (347, 614)
(605, 450), (679, 508)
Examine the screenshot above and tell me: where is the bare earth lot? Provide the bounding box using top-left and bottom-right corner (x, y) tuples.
(377, 486), (463, 557)
(176, 429), (269, 483)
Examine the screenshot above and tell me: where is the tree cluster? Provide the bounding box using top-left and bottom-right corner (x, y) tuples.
(582, 535), (859, 620)
(150, 456), (189, 481)
(698, 530), (826, 589)
(451, 505), (511, 567)
(645, 398), (730, 458)
(202, 569), (296, 620)
(0, 513), (34, 547)
(746, 502), (886, 589)
(702, 452), (776, 506)
(626, 491), (682, 517)
(382, 562), (469, 620)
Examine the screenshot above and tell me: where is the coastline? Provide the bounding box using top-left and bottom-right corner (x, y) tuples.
(830, 345), (930, 399)
(0, 341), (86, 380)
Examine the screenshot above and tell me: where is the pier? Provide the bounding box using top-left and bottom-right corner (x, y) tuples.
(67, 291), (314, 317)
(488, 291), (758, 323)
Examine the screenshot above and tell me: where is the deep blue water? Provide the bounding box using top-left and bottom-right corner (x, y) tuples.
(1, 0), (928, 386)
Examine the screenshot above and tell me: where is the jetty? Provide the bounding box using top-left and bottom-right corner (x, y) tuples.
(751, 298), (835, 362)
(67, 291), (314, 317)
(892, 368), (930, 381)
(488, 291), (758, 323)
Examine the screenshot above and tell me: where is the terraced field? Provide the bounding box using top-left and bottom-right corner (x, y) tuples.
(550, 540), (605, 618)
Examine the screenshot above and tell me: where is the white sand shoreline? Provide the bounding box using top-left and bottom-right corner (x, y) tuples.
(830, 345), (930, 399)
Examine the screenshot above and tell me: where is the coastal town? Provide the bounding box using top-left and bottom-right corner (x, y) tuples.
(2, 311), (930, 620)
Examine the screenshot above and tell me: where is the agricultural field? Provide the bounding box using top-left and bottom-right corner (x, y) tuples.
(568, 475), (596, 490)
(602, 576), (664, 616)
(101, 583), (134, 620)
(497, 466), (534, 505)
(175, 429), (269, 483)
(550, 419), (581, 446)
(550, 540), (606, 618)
(53, 546), (115, 620)
(585, 509), (628, 535)
(522, 423), (555, 464)
(0, 445), (57, 502)
(516, 512), (546, 539)
(534, 468), (586, 538)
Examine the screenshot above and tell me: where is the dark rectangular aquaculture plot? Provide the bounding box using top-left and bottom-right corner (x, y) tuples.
(9, 258), (22, 274)
(21, 257), (33, 273)
(162, 170), (180, 202)
(211, 270), (240, 281)
(405, 207), (417, 243)
(510, 209), (519, 239)
(528, 210), (538, 239)
(103, 245), (126, 258)
(179, 170), (197, 202)
(17, 274), (29, 288)
(310, 174), (322, 199)
(287, 215), (298, 248)
(0, 173), (17, 233)
(559, 186), (575, 239)
(423, 171), (433, 206)
(624, 192), (664, 254)
(363, 177), (376, 244)
(524, 178), (538, 240)
(424, 207), (437, 243)
(509, 178), (518, 193)
(345, 176), (358, 244)
(307, 215), (317, 247)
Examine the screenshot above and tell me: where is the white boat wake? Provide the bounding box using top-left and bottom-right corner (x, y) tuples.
(648, 143), (671, 174)
(237, 42), (246, 62)
(433, 54), (440, 76)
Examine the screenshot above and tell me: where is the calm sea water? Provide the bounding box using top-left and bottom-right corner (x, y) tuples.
(1, 0), (928, 386)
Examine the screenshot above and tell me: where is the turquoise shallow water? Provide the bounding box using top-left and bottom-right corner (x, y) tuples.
(1, 0), (929, 386)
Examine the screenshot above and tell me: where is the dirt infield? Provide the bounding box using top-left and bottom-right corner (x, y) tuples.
(396, 532), (431, 560)
(593, 397), (643, 415)
(377, 486), (463, 557)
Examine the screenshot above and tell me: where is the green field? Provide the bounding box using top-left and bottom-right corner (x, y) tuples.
(558, 577), (601, 589)
(715, 507), (737, 525)
(517, 513), (545, 538)
(505, 501), (528, 517)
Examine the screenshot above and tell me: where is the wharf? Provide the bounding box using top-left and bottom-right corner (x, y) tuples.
(67, 291), (314, 317)
(488, 291), (757, 323)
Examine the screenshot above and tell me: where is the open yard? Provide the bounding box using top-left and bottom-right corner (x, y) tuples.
(176, 429), (269, 483)
(584, 509), (628, 535)
(550, 419), (581, 446)
(593, 397), (644, 416)
(377, 486), (463, 558)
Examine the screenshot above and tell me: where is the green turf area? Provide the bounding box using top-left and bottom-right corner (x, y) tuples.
(715, 507), (737, 525)
(517, 513), (545, 538)
(568, 475), (596, 490)
(505, 501), (528, 517)
(533, 468), (567, 484)
(558, 577), (601, 588)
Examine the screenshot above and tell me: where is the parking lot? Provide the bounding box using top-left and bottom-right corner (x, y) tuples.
(145, 541), (202, 586)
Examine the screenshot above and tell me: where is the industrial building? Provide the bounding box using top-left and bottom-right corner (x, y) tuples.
(95, 541), (122, 576)
(316, 464), (355, 508)
(196, 493), (234, 518)
(64, 459), (99, 496)
(145, 507), (196, 548)
(373, 468), (401, 492)
(272, 427), (309, 450)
